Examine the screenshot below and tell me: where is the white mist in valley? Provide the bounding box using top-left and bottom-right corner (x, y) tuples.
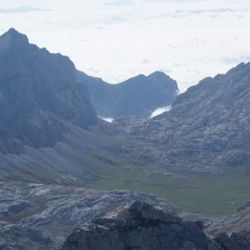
(150, 106), (171, 119)
(99, 116), (114, 123)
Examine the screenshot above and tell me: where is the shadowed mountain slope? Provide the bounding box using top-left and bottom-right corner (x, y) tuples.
(0, 29), (129, 184)
(0, 28), (97, 155)
(79, 71), (178, 118)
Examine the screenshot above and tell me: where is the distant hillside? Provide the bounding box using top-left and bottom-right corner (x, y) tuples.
(79, 71), (179, 119)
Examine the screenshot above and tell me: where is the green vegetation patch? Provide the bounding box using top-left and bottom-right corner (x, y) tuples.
(90, 166), (250, 216)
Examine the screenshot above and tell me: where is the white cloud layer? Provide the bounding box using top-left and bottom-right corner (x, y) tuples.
(0, 6), (48, 13)
(0, 0), (250, 91)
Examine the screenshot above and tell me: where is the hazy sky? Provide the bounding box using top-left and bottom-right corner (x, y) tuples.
(1, 0), (250, 91)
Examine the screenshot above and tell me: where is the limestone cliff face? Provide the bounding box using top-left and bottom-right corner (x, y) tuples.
(0, 28), (97, 154)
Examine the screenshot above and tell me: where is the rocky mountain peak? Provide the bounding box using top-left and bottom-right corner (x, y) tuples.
(115, 200), (179, 224)
(0, 28), (97, 154)
(0, 28), (29, 51)
(148, 71), (171, 81)
(128, 73), (147, 81)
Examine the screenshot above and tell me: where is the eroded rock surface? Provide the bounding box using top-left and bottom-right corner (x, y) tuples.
(61, 201), (221, 250)
(0, 182), (178, 249)
(207, 201), (250, 250)
(1, 182), (250, 250)
(0, 28), (97, 155)
(118, 62), (250, 172)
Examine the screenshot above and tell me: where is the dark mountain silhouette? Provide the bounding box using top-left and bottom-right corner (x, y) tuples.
(79, 71), (178, 119)
(0, 28), (97, 154)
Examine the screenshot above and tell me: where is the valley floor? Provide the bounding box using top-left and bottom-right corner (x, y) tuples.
(90, 165), (250, 216)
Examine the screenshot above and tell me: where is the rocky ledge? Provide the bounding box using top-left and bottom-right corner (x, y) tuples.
(61, 201), (220, 250)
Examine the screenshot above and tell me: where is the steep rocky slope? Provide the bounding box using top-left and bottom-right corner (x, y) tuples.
(206, 202), (250, 250)
(0, 122), (130, 184)
(80, 71), (178, 118)
(0, 29), (131, 184)
(208, 202), (250, 236)
(122, 63), (250, 172)
(0, 28), (97, 155)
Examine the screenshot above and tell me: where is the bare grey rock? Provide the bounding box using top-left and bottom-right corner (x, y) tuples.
(215, 232), (250, 250)
(207, 202), (250, 236)
(0, 224), (52, 250)
(118, 62), (250, 172)
(61, 201), (221, 250)
(0, 182), (178, 249)
(0, 182), (250, 250)
(206, 201), (250, 250)
(0, 28), (97, 155)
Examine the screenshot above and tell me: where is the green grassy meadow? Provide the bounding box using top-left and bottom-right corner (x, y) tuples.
(90, 165), (250, 216)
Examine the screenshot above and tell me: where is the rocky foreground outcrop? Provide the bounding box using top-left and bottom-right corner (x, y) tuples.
(208, 202), (250, 235)
(0, 182), (250, 250)
(0, 182), (177, 249)
(61, 200), (250, 250)
(207, 202), (250, 250)
(62, 201), (220, 250)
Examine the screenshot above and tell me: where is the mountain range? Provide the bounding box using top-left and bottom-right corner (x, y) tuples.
(117, 62), (250, 172)
(0, 28), (250, 193)
(0, 28), (250, 249)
